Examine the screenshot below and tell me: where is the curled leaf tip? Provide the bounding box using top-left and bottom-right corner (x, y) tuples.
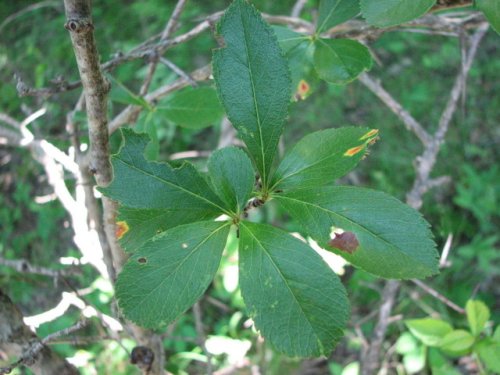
(359, 129), (379, 140)
(116, 221), (130, 239)
(328, 232), (359, 254)
(344, 145), (365, 157)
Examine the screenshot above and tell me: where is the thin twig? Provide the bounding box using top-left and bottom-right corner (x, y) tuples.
(0, 257), (80, 278)
(358, 73), (432, 146)
(411, 279), (466, 314)
(0, 318), (87, 375)
(193, 302), (213, 375)
(159, 56), (197, 86)
(291, 0), (308, 18)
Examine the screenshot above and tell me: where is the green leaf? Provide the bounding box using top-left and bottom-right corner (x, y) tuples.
(135, 111), (159, 161)
(213, 0), (291, 188)
(439, 330), (474, 355)
(117, 207), (218, 252)
(313, 39), (372, 84)
(239, 221), (349, 357)
(273, 26), (309, 54)
(493, 325), (500, 342)
(476, 0), (500, 33)
(317, 0), (360, 33)
(156, 86), (224, 129)
(116, 221), (230, 328)
(402, 345), (426, 374)
(466, 299), (490, 336)
(274, 27), (318, 99)
(395, 332), (419, 354)
(208, 147), (255, 213)
(476, 339), (500, 372)
(100, 129), (227, 214)
(274, 187), (439, 279)
(271, 127), (379, 191)
(108, 75), (151, 108)
(428, 348), (462, 375)
(360, 0), (436, 27)
(405, 318), (453, 346)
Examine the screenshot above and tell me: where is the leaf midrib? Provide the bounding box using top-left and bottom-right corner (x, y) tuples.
(318, 0), (343, 33)
(241, 222), (323, 352)
(126, 222), (229, 316)
(238, 4), (267, 187)
(276, 193), (425, 262)
(115, 157), (230, 215)
(272, 142), (359, 189)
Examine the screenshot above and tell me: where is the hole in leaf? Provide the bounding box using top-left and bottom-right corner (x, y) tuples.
(181, 243), (188, 249)
(137, 257), (147, 264)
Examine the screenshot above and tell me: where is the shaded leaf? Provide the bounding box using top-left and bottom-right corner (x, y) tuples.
(275, 186), (439, 279)
(476, 0), (500, 33)
(239, 221), (349, 357)
(317, 0), (360, 32)
(274, 27), (318, 99)
(100, 129), (227, 214)
(116, 221), (230, 328)
(208, 147), (255, 213)
(313, 38), (372, 84)
(213, 0), (291, 187)
(405, 318), (453, 346)
(156, 86), (224, 129)
(117, 207), (218, 252)
(271, 127), (378, 191)
(360, 0), (436, 27)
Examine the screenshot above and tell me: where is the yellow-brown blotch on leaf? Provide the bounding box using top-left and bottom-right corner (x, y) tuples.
(116, 221), (130, 239)
(295, 79), (310, 100)
(344, 145), (365, 157)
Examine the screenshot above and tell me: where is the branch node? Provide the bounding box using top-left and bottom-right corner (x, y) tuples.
(64, 18), (93, 33)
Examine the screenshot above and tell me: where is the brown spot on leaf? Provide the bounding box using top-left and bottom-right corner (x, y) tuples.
(344, 145), (365, 157)
(116, 221), (129, 239)
(328, 232), (359, 254)
(137, 257), (147, 264)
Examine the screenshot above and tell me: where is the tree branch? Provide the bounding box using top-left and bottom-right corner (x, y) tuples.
(0, 290), (82, 375)
(359, 23), (489, 375)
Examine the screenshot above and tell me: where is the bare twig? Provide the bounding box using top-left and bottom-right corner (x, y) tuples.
(291, 0), (308, 18)
(159, 57), (197, 86)
(411, 279), (466, 314)
(0, 257), (80, 278)
(358, 73), (432, 146)
(0, 319), (88, 375)
(361, 280), (400, 375)
(139, 0), (188, 96)
(0, 290), (81, 375)
(62, 2), (167, 374)
(193, 302), (213, 375)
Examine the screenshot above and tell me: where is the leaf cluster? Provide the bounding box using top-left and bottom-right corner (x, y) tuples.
(101, 0), (440, 357)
